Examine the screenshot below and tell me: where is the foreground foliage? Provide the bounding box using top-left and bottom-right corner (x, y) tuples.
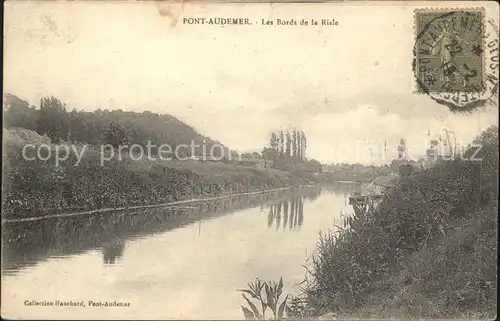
(239, 278), (312, 320)
(304, 126), (498, 318)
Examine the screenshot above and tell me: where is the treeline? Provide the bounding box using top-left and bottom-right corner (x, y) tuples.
(263, 128), (307, 162)
(3, 93), (227, 157)
(259, 128), (324, 173)
(321, 163), (394, 183)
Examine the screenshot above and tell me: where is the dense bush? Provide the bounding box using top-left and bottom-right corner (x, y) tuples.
(305, 126), (498, 318)
(2, 129), (309, 220)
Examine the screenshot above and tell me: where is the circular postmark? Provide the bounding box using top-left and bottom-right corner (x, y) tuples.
(413, 10), (499, 112)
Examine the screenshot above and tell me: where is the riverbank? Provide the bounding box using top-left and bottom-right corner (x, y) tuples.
(2, 131), (315, 220)
(2, 185), (306, 223)
(2, 186), (323, 273)
(304, 126), (498, 319)
(2, 156), (312, 221)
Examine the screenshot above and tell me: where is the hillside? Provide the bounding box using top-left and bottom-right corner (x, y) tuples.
(3, 93), (229, 157)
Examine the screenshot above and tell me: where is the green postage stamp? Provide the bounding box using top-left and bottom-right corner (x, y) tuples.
(415, 9), (484, 93)
(413, 8), (498, 111)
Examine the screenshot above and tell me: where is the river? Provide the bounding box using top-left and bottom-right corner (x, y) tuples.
(1, 183), (360, 319)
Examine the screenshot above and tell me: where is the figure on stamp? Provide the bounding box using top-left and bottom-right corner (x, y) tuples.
(431, 27), (477, 88)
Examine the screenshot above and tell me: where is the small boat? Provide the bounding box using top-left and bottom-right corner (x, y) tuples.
(348, 191), (367, 205)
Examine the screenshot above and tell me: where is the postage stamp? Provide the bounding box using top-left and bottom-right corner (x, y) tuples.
(414, 9), (484, 94)
(413, 8), (499, 111)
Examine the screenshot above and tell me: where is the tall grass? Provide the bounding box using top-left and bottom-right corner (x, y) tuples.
(304, 126), (498, 318)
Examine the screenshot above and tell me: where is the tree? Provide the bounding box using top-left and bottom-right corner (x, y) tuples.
(36, 96), (69, 142)
(297, 130), (302, 161)
(467, 125), (498, 204)
(68, 109), (86, 142)
(279, 129), (285, 154)
(262, 147), (278, 163)
(270, 132), (278, 151)
(103, 121), (128, 147)
(301, 131), (307, 162)
(292, 129), (297, 158)
(285, 131), (291, 157)
(3, 94), (38, 130)
(305, 159), (322, 173)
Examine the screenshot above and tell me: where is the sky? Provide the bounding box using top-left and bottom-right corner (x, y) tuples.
(4, 1), (499, 164)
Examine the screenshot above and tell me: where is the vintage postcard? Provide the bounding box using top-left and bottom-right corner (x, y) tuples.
(2, 1), (498, 320)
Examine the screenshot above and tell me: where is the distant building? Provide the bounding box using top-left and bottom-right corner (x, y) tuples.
(238, 157), (273, 169)
(424, 129), (455, 168)
(187, 155), (229, 162)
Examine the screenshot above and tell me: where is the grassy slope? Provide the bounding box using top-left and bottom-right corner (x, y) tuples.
(2, 128), (309, 220)
(359, 203), (497, 318)
(305, 127), (498, 319)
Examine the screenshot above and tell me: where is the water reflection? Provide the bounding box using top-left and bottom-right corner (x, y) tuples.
(102, 240), (126, 266)
(1, 187), (321, 274)
(1, 184), (360, 274)
(266, 186), (321, 231)
(2, 184), (362, 319)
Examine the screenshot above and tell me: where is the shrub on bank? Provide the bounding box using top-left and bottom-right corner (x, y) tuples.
(2, 129), (308, 219)
(304, 126), (498, 318)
